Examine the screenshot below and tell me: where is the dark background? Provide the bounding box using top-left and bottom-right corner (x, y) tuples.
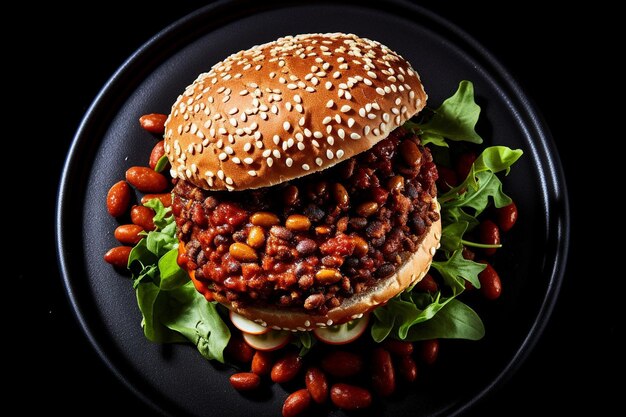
(21, 0), (614, 415)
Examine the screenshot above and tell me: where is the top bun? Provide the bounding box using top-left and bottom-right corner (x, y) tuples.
(164, 33), (427, 191)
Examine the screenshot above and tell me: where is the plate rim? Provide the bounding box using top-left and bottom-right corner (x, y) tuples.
(55, 1), (570, 415)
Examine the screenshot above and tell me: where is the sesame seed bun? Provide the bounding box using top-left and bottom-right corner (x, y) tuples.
(164, 33), (427, 191)
(214, 212), (441, 331)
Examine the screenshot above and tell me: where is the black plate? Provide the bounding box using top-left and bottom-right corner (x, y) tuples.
(56, 1), (569, 416)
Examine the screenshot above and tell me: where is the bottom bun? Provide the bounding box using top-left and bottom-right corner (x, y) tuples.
(214, 215), (442, 331)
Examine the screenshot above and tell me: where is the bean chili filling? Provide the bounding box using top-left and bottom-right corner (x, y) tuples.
(174, 126), (439, 315)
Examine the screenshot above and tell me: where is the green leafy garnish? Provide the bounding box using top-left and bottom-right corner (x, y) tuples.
(370, 81), (522, 343)
(292, 331), (316, 356)
(154, 154), (169, 172)
(416, 80), (484, 146)
(128, 199), (231, 363)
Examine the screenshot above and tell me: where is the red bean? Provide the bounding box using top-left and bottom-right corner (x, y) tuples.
(478, 262), (502, 300)
(229, 373), (260, 391)
(414, 273), (438, 293)
(305, 367), (328, 404)
(421, 339), (439, 365)
(125, 166), (168, 193)
(141, 193), (172, 207)
(456, 152), (477, 180)
(149, 140), (166, 169)
(225, 335), (255, 363)
(371, 348), (395, 396)
(251, 351), (273, 376)
(478, 219), (501, 256)
(106, 181), (131, 217)
(130, 205), (156, 231)
(282, 389), (311, 417)
(330, 384), (372, 410)
(114, 224), (144, 245)
(436, 166), (458, 191)
(139, 113), (167, 134)
(321, 351), (363, 377)
(271, 352), (303, 383)
(104, 246), (132, 268)
(496, 202), (518, 232)
(399, 355), (418, 382)
(382, 339), (414, 356)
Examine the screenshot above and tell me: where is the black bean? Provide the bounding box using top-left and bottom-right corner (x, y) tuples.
(304, 204), (325, 222)
(270, 226), (293, 240)
(409, 215), (426, 236)
(348, 217), (367, 230)
(296, 238), (317, 255)
(376, 263), (396, 278)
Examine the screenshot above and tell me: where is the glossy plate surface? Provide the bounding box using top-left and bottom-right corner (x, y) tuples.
(56, 1), (569, 416)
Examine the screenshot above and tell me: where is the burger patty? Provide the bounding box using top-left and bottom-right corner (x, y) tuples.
(173, 126), (439, 315)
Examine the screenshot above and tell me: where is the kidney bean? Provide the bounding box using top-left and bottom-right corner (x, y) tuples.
(479, 220), (500, 256)
(371, 348), (395, 396)
(106, 180), (131, 217)
(130, 205), (156, 231)
(399, 139), (422, 167)
(229, 373), (260, 391)
(251, 211), (280, 227)
(496, 201), (518, 232)
(387, 175), (404, 192)
(333, 183), (349, 207)
(414, 273), (438, 293)
(315, 268), (342, 285)
(139, 113), (167, 134)
(478, 262), (502, 300)
(456, 152), (477, 180)
(321, 351), (363, 377)
(305, 367), (328, 404)
(251, 351), (273, 376)
(436, 166), (458, 191)
(352, 236), (369, 257)
(285, 214), (311, 231)
(356, 201), (379, 218)
(462, 247), (476, 260)
(330, 384), (372, 410)
(141, 193), (172, 207)
(421, 339), (439, 365)
(271, 352), (303, 383)
(283, 185), (299, 206)
(247, 226), (266, 249)
(226, 335), (255, 363)
(382, 339), (413, 356)
(149, 140), (166, 169)
(399, 355), (418, 382)
(114, 224), (144, 245)
(282, 389), (311, 417)
(126, 166), (168, 193)
(229, 242), (258, 262)
(104, 246), (132, 268)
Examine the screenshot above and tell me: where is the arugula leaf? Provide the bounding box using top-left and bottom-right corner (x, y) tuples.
(419, 81), (483, 144)
(432, 250), (486, 290)
(292, 331), (316, 356)
(404, 299), (485, 341)
(440, 221), (469, 253)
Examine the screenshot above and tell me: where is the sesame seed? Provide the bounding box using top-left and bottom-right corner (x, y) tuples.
(395, 97), (402, 106)
(302, 164), (310, 171)
(376, 87), (385, 95)
(326, 100), (334, 108)
(287, 83), (297, 90)
(243, 143), (252, 152)
(367, 113), (376, 120)
(225, 146), (234, 154)
(333, 71), (341, 79)
(287, 138), (295, 148)
(363, 125), (371, 135)
(297, 142), (305, 150)
(218, 153), (227, 161)
(315, 157), (323, 166)
(295, 132), (304, 141)
(325, 81), (333, 90)
(293, 94), (302, 103)
(322, 116), (332, 125)
(225, 177), (233, 185)
(266, 157), (274, 167)
(347, 118), (355, 128)
(312, 140), (320, 147)
(327, 136), (334, 145)
(305, 87), (316, 92)
(338, 89), (344, 98)
(283, 121), (291, 131)
(340, 105), (351, 113)
(299, 117), (306, 126)
(286, 158), (293, 167)
(295, 104), (303, 113)
(304, 128), (312, 137)
(228, 107), (238, 115)
(232, 157), (241, 164)
(383, 113), (390, 122)
(336, 149), (345, 158)
(350, 133), (361, 140)
(326, 149), (334, 159)
(338, 129), (345, 139)
(273, 149), (281, 158)
(244, 157), (254, 164)
(248, 170), (257, 176)
(217, 170), (225, 180)
(367, 70), (377, 79)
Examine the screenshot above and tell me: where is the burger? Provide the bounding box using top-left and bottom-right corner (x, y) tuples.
(165, 33), (441, 332)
